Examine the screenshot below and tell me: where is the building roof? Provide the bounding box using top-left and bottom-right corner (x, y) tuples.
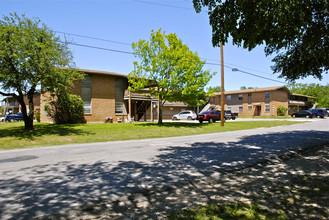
(213, 86), (317, 99)
(77, 68), (128, 78)
(213, 86), (289, 95)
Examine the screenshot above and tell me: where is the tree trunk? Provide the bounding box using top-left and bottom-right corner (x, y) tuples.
(24, 117), (34, 130)
(17, 93), (34, 130)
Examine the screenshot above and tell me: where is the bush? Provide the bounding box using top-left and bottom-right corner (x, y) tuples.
(277, 105), (288, 116)
(35, 111), (41, 122)
(45, 90), (86, 124)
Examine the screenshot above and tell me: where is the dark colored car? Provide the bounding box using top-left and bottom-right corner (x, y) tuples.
(5, 112), (24, 122)
(197, 110), (226, 123)
(224, 110), (238, 120)
(291, 110), (314, 118)
(310, 109), (326, 118)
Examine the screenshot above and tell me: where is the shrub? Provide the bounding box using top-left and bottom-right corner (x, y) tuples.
(277, 105), (288, 116)
(45, 90), (86, 124)
(35, 111), (41, 122)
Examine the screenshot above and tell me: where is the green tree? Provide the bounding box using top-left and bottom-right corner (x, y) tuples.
(288, 83), (329, 107)
(193, 0), (329, 81)
(0, 13), (82, 130)
(129, 29), (214, 124)
(207, 86), (221, 93)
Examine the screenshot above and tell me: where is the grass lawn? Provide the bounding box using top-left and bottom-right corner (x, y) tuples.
(0, 120), (304, 150)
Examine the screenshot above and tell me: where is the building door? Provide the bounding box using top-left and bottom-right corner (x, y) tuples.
(255, 106), (261, 116)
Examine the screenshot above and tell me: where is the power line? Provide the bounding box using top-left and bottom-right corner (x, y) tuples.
(63, 40), (286, 84)
(133, 0), (194, 10)
(56, 30), (277, 78)
(205, 62), (287, 84)
(61, 41), (135, 55)
(56, 31), (131, 46)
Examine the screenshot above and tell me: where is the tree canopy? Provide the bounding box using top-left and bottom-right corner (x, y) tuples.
(193, 0), (329, 81)
(0, 13), (82, 130)
(129, 29), (214, 124)
(287, 83), (329, 107)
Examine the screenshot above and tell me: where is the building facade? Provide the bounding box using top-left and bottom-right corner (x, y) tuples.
(209, 86), (315, 116)
(40, 68), (194, 123)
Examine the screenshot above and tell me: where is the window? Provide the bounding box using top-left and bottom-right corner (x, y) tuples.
(115, 78), (127, 114)
(248, 105), (252, 110)
(238, 94), (243, 100)
(227, 95), (231, 101)
(265, 92), (270, 104)
(265, 104), (270, 112)
(81, 76), (92, 114)
(239, 106), (243, 113)
(248, 93), (252, 105)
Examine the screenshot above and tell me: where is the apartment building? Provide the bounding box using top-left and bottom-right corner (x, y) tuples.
(40, 68), (193, 123)
(209, 86), (315, 116)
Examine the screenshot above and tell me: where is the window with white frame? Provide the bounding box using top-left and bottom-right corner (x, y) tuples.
(238, 94), (243, 100)
(81, 76), (92, 114)
(265, 104), (270, 112)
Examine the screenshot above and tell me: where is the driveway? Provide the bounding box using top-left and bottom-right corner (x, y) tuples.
(0, 120), (328, 219)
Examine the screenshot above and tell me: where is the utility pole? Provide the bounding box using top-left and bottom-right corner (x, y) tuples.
(220, 41), (225, 126)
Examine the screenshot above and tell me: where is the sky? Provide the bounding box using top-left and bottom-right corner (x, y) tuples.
(1, 0), (328, 92)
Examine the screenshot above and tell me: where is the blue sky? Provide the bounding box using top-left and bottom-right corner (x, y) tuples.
(1, 0), (328, 91)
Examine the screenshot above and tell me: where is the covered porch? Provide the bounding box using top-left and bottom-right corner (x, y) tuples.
(124, 89), (159, 122)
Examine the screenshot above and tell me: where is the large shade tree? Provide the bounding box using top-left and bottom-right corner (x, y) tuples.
(193, 0), (329, 81)
(0, 13), (81, 130)
(129, 29), (214, 124)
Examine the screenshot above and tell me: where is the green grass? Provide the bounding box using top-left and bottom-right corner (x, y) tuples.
(0, 120), (303, 150)
(168, 202), (287, 220)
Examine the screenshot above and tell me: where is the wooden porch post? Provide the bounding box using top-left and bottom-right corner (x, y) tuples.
(151, 101), (154, 122)
(128, 90), (131, 121)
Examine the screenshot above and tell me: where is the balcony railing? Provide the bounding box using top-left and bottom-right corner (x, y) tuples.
(288, 100), (307, 105)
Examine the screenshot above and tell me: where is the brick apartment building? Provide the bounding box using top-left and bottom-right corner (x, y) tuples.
(40, 68), (194, 123)
(209, 86), (315, 116)
(4, 69), (314, 122)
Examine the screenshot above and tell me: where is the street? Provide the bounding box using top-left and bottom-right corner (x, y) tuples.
(0, 119), (328, 219)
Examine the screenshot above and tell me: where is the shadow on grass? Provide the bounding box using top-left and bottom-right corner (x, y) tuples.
(0, 123), (93, 140)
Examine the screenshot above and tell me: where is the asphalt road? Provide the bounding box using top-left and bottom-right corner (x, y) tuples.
(0, 119), (328, 219)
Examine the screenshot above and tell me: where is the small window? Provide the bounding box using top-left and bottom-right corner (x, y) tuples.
(81, 76), (92, 114)
(238, 94), (243, 100)
(248, 105), (252, 110)
(265, 92), (270, 98)
(265, 104), (270, 112)
(239, 106), (243, 112)
(227, 95), (231, 101)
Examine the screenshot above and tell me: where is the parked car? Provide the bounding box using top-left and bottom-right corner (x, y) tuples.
(5, 112), (24, 122)
(197, 110), (226, 123)
(291, 110), (314, 118)
(224, 110), (238, 120)
(310, 109), (326, 118)
(172, 111), (197, 120)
